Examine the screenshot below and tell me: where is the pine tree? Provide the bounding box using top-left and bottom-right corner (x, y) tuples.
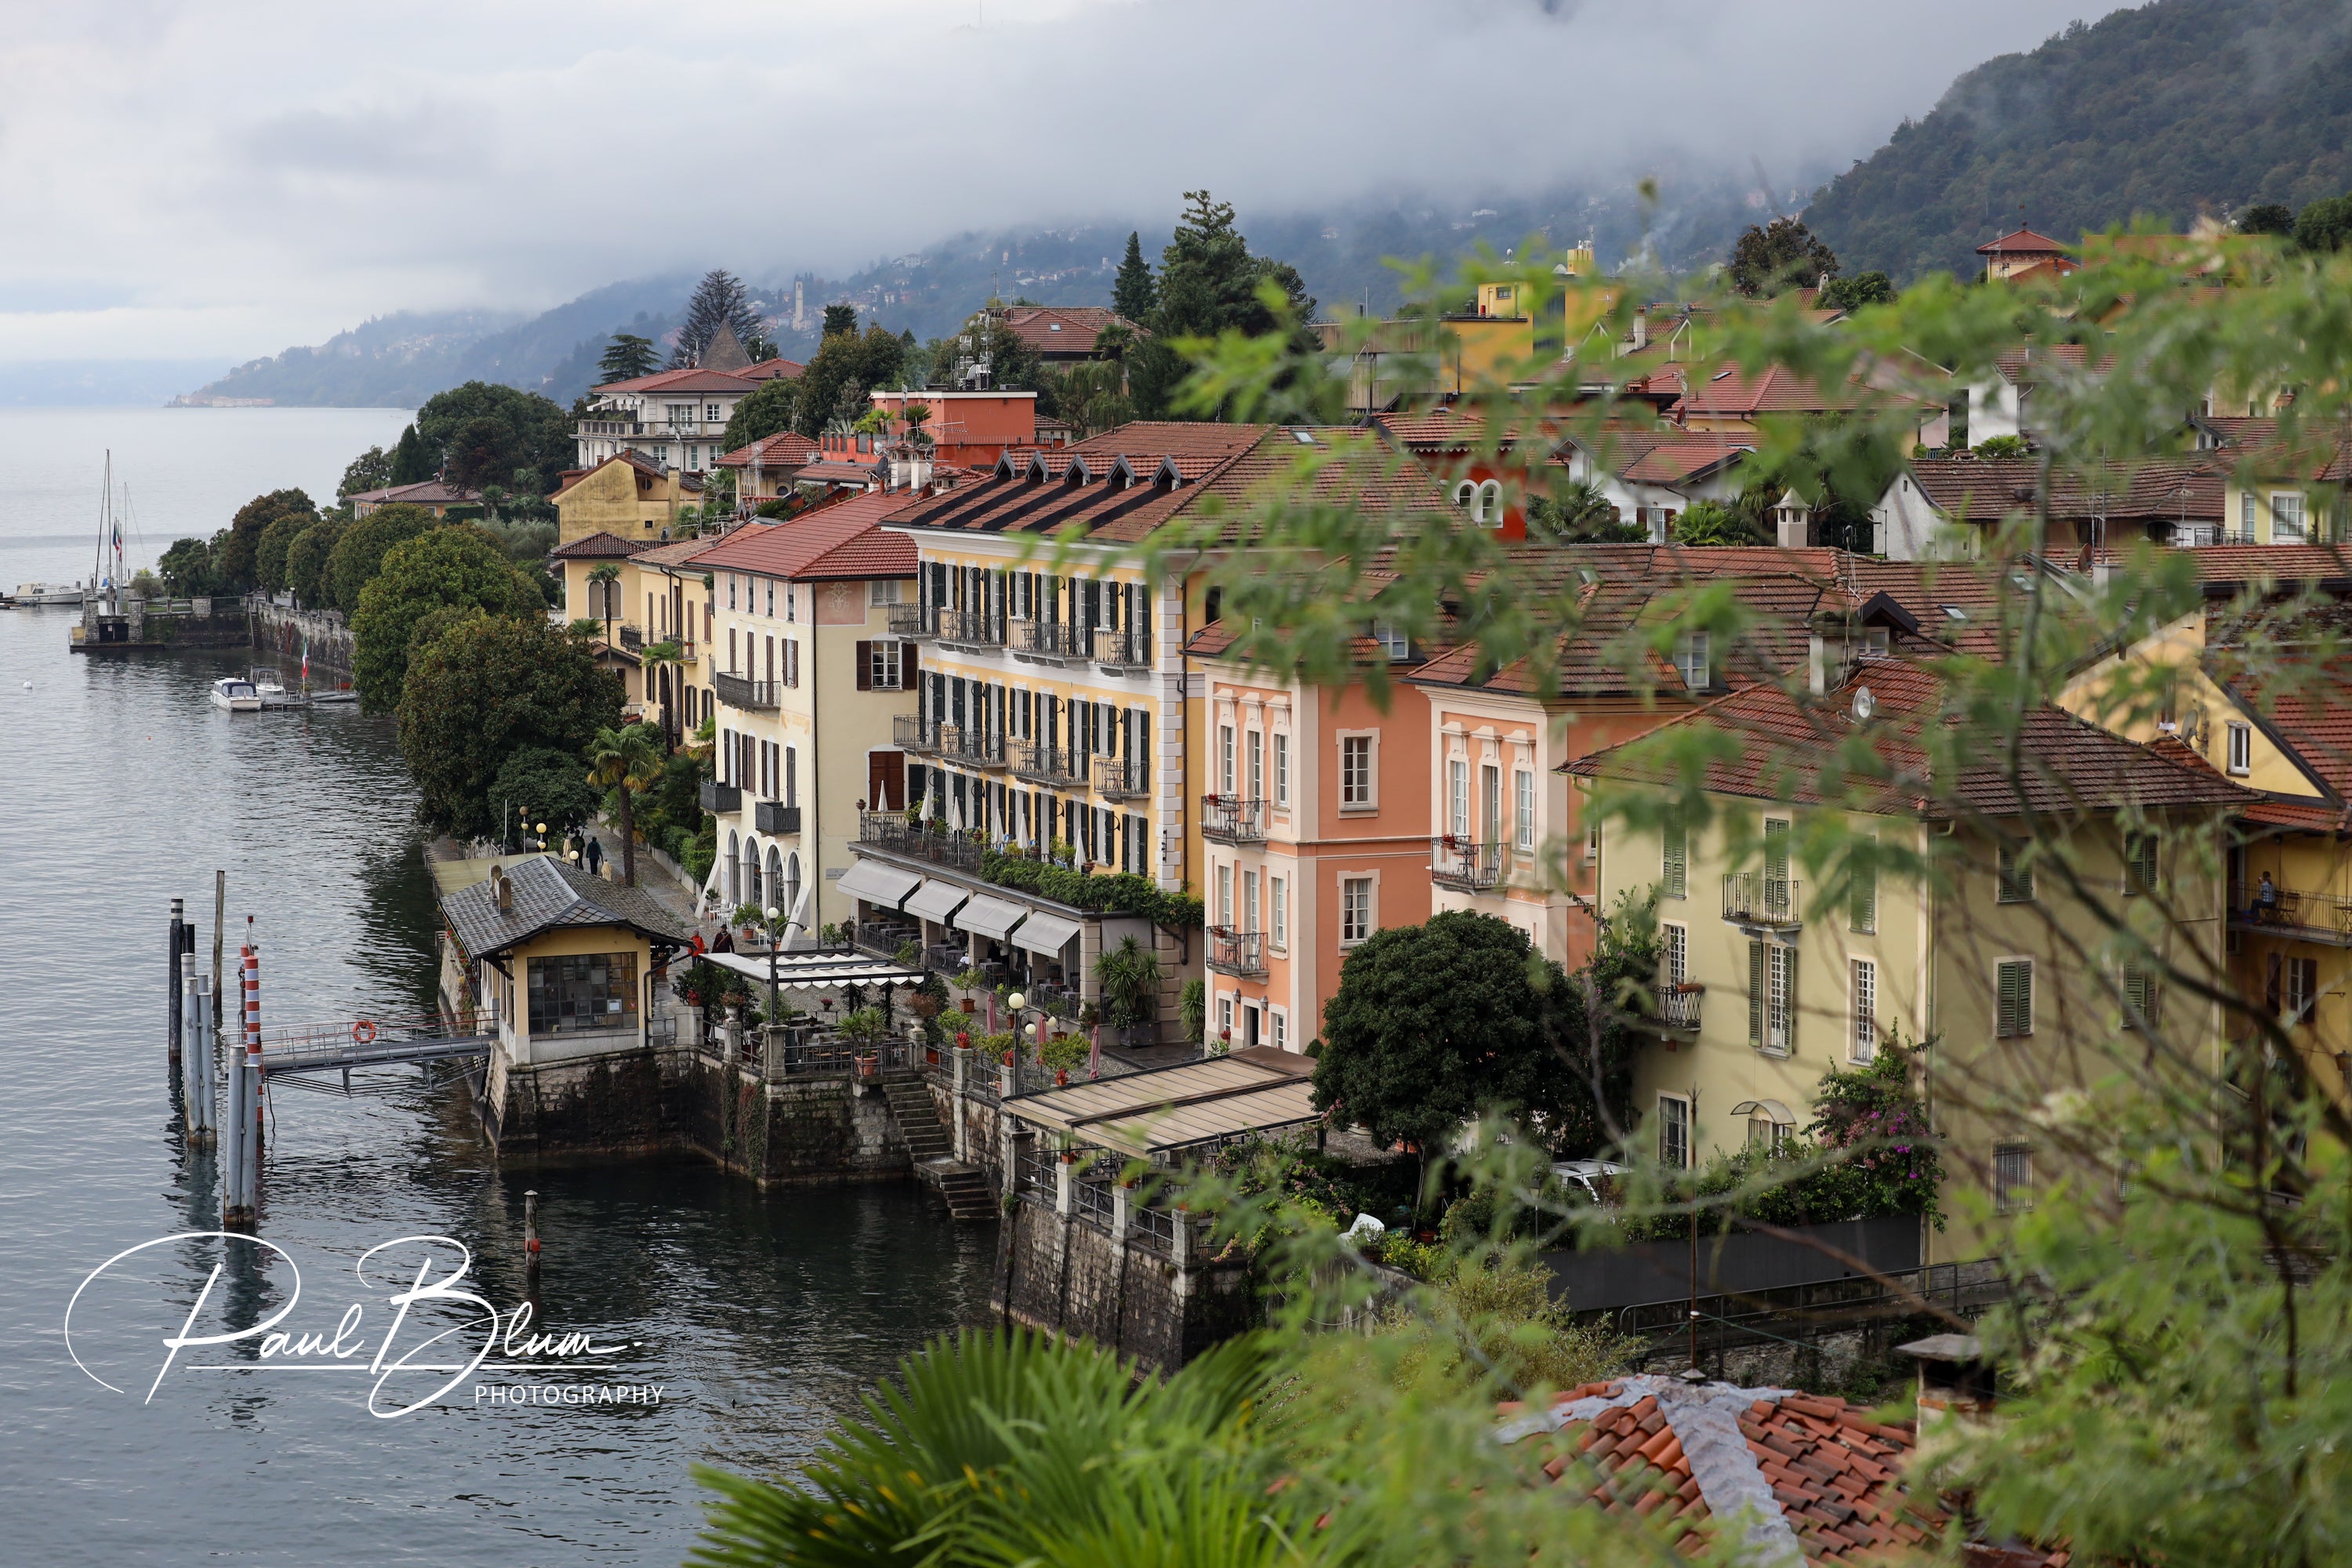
(670, 270), (762, 368)
(822, 303), (858, 339)
(1112, 230), (1156, 323)
(597, 333), (659, 384)
(389, 424), (434, 485)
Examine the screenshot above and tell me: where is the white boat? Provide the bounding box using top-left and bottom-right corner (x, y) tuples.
(13, 581), (85, 606)
(209, 677), (262, 713)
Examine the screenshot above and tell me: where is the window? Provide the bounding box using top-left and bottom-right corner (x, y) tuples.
(1850, 958), (1877, 1062)
(1243, 869), (1260, 935)
(1994, 1145), (2034, 1214)
(1748, 1113), (1791, 1152)
(1340, 735), (1373, 808)
(1663, 921), (1687, 988)
(1454, 479), (1476, 512)
(765, 582), (775, 618)
(786, 583), (797, 623)
(1764, 817), (1790, 888)
(1218, 994), (1234, 1037)
(527, 952), (639, 1036)
(1657, 1095), (1690, 1170)
(1341, 877), (1373, 945)
(869, 579), (903, 605)
(1675, 631), (1710, 690)
(2226, 721), (2252, 776)
(1474, 481), (1503, 526)
(1663, 818), (1687, 899)
(1996, 959), (2034, 1037)
(1270, 1007), (1287, 1051)
(1515, 770), (1535, 852)
(1247, 730), (1264, 804)
(1481, 764), (1501, 848)
(728, 575), (738, 611)
(1748, 942), (1796, 1054)
(1274, 733), (1290, 808)
(1218, 865), (1232, 927)
(1996, 841), (2034, 903)
(1220, 724), (1236, 796)
(1849, 834), (1878, 933)
(2125, 833), (2159, 895)
(1449, 759), (1468, 837)
(1270, 876), (1287, 949)
(2122, 960), (2161, 1028)
(1371, 622), (1410, 660)
(2285, 955), (2319, 1025)
(2241, 490), (2256, 538)
(866, 641), (903, 691)
(782, 854), (803, 916)
(2273, 491), (2307, 543)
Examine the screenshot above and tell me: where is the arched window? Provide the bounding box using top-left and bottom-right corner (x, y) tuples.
(725, 831), (740, 905)
(1453, 479), (1476, 511)
(742, 841), (761, 909)
(784, 854), (804, 923)
(765, 847), (785, 915)
(1475, 481), (1503, 525)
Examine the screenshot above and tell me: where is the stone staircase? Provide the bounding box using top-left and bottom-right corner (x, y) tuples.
(882, 1076), (997, 1222)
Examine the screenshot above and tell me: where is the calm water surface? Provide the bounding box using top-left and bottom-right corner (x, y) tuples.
(0, 409), (996, 1566)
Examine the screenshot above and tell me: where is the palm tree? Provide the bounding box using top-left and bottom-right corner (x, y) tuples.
(586, 562), (622, 649)
(585, 722), (665, 887)
(641, 641), (683, 745)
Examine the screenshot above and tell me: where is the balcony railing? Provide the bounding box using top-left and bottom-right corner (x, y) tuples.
(713, 670), (780, 711)
(857, 812), (985, 871)
(1206, 927), (1267, 979)
(942, 725), (1007, 768)
(1093, 753), (1149, 800)
(1654, 983), (1702, 1033)
(1091, 626), (1151, 670)
(1429, 836), (1504, 892)
(699, 780), (742, 814)
(1013, 740), (1083, 786)
(938, 608), (1005, 648)
(618, 625), (644, 651)
(755, 801), (801, 835)
(1201, 795), (1265, 845)
(1722, 873), (1802, 927)
(888, 604), (938, 640)
(2233, 884), (2352, 946)
(1014, 620), (1086, 662)
(894, 714), (940, 754)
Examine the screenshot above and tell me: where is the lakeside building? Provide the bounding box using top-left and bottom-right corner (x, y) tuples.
(547, 530), (652, 711)
(572, 327), (802, 474)
(686, 492), (920, 935)
(550, 450), (710, 546)
(348, 478), (483, 519)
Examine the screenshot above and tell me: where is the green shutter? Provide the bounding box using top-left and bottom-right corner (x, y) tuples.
(1664, 821), (1686, 899)
(1764, 818), (1790, 883)
(1749, 939), (1766, 1047)
(1849, 835), (1877, 933)
(2127, 834), (2158, 895)
(1998, 960), (2033, 1037)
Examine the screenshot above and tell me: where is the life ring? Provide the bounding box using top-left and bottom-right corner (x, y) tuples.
(351, 1019), (377, 1045)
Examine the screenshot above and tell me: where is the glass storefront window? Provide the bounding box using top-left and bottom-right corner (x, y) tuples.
(528, 952), (639, 1034)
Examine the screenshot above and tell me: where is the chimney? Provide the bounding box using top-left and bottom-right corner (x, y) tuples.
(1898, 1334), (1995, 1433)
(1775, 488), (1813, 550)
(493, 865), (512, 913)
(1629, 305), (1649, 352)
(1808, 633), (1830, 695)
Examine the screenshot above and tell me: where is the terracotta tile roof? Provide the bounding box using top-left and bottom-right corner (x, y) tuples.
(548, 530), (651, 561)
(1661, 362), (1936, 422)
(717, 430), (822, 469)
(739, 357), (804, 382)
(2241, 796), (2352, 831)
(1550, 429), (1758, 487)
(550, 449), (705, 501)
(1372, 404), (1550, 453)
(1978, 226), (2069, 256)
(683, 491), (916, 581)
(2193, 415), (2277, 450)
(633, 537), (714, 569)
(590, 367), (759, 396)
(796, 458), (884, 483)
(1902, 456), (2223, 527)
(1566, 656), (2251, 818)
(349, 479), (483, 506)
(1000, 306), (1145, 355)
(880, 422), (1446, 547)
(1989, 342), (2105, 384)
(1500, 1376), (2067, 1565)
(2223, 659), (2352, 797)
(2122, 543), (2352, 587)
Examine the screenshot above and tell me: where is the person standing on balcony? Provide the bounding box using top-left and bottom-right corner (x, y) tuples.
(2253, 871), (2278, 921)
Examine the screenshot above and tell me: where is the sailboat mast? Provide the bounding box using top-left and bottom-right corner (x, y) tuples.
(92, 452), (109, 592)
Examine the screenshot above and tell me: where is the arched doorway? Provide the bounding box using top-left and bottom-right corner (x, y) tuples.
(724, 829), (739, 905)
(783, 853), (804, 925)
(742, 840), (762, 909)
(765, 847), (784, 916)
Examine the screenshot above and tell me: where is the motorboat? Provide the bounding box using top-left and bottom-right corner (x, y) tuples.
(13, 581), (85, 606)
(209, 677), (262, 713)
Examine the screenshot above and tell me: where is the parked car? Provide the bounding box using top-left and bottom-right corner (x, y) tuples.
(1550, 1159), (1628, 1204)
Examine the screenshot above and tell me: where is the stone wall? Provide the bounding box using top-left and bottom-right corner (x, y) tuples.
(249, 597), (355, 677)
(992, 1188), (1257, 1368)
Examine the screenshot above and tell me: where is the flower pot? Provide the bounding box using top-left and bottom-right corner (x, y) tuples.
(960, 998), (975, 1014)
(1054, 1069), (1069, 1086)
(856, 1054), (878, 1080)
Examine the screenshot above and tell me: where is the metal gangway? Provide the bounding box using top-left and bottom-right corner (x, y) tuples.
(252, 1011), (496, 1078)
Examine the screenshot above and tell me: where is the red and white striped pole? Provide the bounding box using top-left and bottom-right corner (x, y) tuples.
(238, 925), (263, 1219)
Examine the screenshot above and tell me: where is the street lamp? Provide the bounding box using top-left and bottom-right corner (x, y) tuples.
(764, 903), (782, 1029)
(1006, 991), (1027, 1064)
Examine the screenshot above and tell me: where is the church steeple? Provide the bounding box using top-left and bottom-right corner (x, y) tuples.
(701, 319), (753, 372)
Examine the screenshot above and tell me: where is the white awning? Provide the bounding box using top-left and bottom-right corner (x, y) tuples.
(956, 894), (1028, 941)
(837, 857), (921, 909)
(905, 878), (971, 925)
(1011, 910), (1082, 956)
(699, 951), (925, 990)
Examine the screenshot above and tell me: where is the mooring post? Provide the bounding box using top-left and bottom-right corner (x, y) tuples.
(168, 898), (184, 1070)
(524, 1189), (541, 1281)
(210, 871), (226, 1042)
(223, 936), (263, 1229)
(189, 975), (216, 1148)
(221, 989), (247, 1228)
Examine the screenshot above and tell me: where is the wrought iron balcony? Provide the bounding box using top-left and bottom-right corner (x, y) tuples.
(1093, 753), (1149, 800)
(1722, 873), (1802, 927)
(888, 604), (938, 640)
(1091, 626), (1151, 671)
(1014, 619), (1085, 662)
(937, 608), (1005, 648)
(755, 801), (801, 835)
(618, 625), (644, 651)
(1429, 836), (1504, 892)
(1200, 795), (1264, 845)
(857, 812), (985, 871)
(713, 670), (781, 710)
(943, 725), (1007, 768)
(1654, 983), (1702, 1033)
(1012, 740), (1083, 787)
(699, 779), (742, 814)
(2231, 883), (2352, 946)
(894, 714), (940, 754)
(1206, 927), (1266, 979)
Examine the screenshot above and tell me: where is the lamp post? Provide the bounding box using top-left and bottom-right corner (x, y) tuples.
(1007, 989), (1027, 1068)
(764, 903), (782, 1027)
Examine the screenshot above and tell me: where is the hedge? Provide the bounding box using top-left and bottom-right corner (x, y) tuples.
(978, 851), (1204, 929)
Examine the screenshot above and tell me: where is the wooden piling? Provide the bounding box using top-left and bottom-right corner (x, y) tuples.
(168, 899), (184, 1069)
(524, 1189), (541, 1276)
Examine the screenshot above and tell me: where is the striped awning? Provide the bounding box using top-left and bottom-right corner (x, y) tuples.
(905, 878), (971, 925)
(837, 857), (921, 909)
(956, 894), (1028, 941)
(1011, 910), (1082, 956)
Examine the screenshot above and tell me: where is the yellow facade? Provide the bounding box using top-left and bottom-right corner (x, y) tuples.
(553, 456), (707, 546)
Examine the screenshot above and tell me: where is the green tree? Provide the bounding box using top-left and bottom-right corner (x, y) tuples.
(1727, 216), (1840, 297)
(488, 746), (599, 848)
(1667, 497), (1766, 546)
(1817, 269), (1894, 309)
(156, 537), (217, 597)
(339, 445), (394, 498)
(585, 721), (666, 887)
(1113, 228), (1158, 322)
(597, 332), (659, 385)
(253, 509), (314, 597)
(388, 423), (434, 485)
(586, 561), (620, 648)
(1154, 190), (1315, 339)
(350, 524), (540, 711)
(789, 325), (906, 437)
(720, 377), (799, 452)
(397, 612), (621, 840)
(413, 382), (572, 495)
(213, 488), (314, 593)
(821, 303), (858, 339)
(326, 503), (437, 615)
(1312, 911), (1570, 1191)
(2237, 201), (2296, 235)
(2292, 191), (2352, 253)
(671, 270), (762, 368)
(284, 517), (345, 608)
(1525, 480), (1639, 543)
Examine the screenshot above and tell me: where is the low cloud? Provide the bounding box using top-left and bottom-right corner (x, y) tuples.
(0, 0), (2090, 363)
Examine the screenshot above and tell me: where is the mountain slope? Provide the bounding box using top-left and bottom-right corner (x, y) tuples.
(1803, 0), (2352, 281)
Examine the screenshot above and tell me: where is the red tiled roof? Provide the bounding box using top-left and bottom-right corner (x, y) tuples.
(739, 357), (804, 382)
(633, 536), (714, 569)
(548, 531), (649, 561)
(1978, 227), (2069, 256)
(1502, 1377), (2067, 1565)
(797, 458), (884, 484)
(590, 367), (760, 396)
(349, 479), (482, 506)
(1989, 342), (2108, 385)
(717, 431), (822, 469)
(2226, 659), (2352, 797)
(1373, 404), (1550, 453)
(1001, 306), (1145, 355)
(1902, 456), (2223, 527)
(1662, 362), (1933, 421)
(684, 491), (916, 581)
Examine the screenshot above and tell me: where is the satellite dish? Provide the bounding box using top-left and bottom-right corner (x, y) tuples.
(1853, 686), (1876, 722)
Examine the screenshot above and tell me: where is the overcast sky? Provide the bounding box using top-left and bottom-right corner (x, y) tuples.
(0, 0), (2097, 364)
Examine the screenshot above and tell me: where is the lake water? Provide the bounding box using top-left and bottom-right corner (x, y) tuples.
(0, 409), (997, 1565)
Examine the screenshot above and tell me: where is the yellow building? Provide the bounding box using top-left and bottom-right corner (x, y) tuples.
(2216, 437), (2350, 545)
(1575, 658), (2241, 1262)
(1322, 250), (1613, 408)
(685, 492), (920, 936)
(551, 451), (711, 546)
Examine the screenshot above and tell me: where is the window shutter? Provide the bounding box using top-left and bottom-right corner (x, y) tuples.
(854, 641), (872, 691)
(788, 638), (801, 688)
(1781, 947), (1797, 1054)
(2265, 951), (2283, 1013)
(1663, 822), (1686, 899)
(1849, 835), (1876, 931)
(1998, 960), (2033, 1037)
(2127, 834), (2158, 895)
(1748, 939), (1766, 1047)
(901, 644), (916, 688)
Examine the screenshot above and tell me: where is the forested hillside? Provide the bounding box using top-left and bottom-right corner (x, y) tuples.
(1802, 0), (2352, 281)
